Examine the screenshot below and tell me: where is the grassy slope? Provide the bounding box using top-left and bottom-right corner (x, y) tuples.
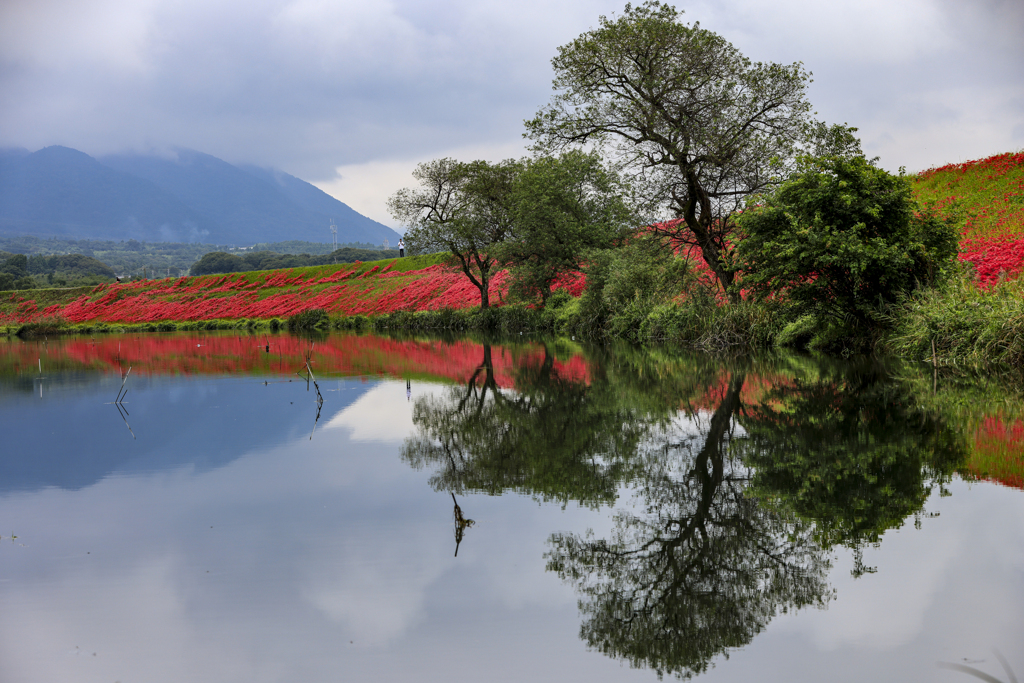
(906, 151), (1024, 489)
(911, 150), (1024, 241)
(0, 253), (471, 326)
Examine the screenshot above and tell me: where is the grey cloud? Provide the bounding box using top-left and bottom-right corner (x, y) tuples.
(0, 0), (1020, 190)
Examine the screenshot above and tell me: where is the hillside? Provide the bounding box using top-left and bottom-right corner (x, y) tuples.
(911, 150), (1024, 286)
(0, 254), (492, 327)
(0, 146), (401, 247)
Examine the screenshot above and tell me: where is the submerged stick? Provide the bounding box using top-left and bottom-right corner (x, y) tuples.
(115, 366), (132, 404)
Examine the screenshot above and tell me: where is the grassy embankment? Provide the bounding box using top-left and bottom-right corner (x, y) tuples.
(2, 151), (1023, 358)
(883, 151), (1024, 368)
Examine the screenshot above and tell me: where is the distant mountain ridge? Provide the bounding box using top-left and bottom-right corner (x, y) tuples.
(0, 145), (400, 246)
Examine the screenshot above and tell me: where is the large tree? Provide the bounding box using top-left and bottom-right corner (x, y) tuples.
(388, 158), (520, 309)
(525, 1), (813, 300)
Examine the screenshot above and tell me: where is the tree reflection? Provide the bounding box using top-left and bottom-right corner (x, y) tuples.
(402, 344), (970, 679)
(738, 360), (967, 573)
(451, 493), (475, 557)
(401, 342), (659, 507)
(546, 372), (833, 679)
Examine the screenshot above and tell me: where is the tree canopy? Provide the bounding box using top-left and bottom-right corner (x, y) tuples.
(503, 151), (639, 305)
(389, 158), (519, 309)
(736, 154), (960, 337)
(525, 1), (813, 300)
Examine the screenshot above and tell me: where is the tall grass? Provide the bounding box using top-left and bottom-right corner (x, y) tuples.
(883, 273), (1024, 369)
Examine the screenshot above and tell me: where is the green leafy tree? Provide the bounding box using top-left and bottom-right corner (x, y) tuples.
(1, 254), (29, 278)
(389, 158), (520, 310)
(190, 251), (246, 276)
(736, 155), (960, 338)
(503, 151), (640, 305)
(525, 1), (813, 300)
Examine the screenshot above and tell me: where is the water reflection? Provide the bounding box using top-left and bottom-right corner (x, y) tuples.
(402, 342), (652, 507)
(451, 493), (475, 557)
(0, 331), (1020, 682)
(402, 347), (979, 679)
(544, 370), (830, 679)
(740, 360), (966, 575)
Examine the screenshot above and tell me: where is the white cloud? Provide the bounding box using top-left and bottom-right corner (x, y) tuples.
(325, 380), (421, 441)
(313, 140), (529, 228)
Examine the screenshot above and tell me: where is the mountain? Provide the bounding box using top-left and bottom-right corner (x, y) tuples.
(0, 146), (210, 242)
(0, 146), (400, 246)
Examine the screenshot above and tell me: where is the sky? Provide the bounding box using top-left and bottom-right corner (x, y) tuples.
(2, 0), (1022, 229)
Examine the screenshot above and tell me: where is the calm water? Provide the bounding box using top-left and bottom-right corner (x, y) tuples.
(0, 332), (1021, 683)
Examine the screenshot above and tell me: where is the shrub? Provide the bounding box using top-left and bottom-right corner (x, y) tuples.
(15, 315), (70, 338)
(287, 308), (330, 332)
(738, 155), (961, 343)
(884, 272), (1024, 369)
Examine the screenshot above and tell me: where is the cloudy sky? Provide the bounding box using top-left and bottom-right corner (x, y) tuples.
(2, 0), (1022, 228)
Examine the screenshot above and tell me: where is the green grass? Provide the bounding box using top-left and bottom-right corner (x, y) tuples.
(911, 150), (1024, 241)
(883, 273), (1024, 370)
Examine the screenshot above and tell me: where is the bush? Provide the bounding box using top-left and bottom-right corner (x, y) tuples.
(738, 154), (960, 343)
(287, 308), (330, 332)
(15, 315), (70, 338)
(884, 272), (1024, 369)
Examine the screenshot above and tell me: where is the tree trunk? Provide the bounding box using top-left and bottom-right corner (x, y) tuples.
(479, 276), (490, 309)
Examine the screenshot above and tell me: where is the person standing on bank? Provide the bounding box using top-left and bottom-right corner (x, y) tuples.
(398, 238), (405, 258)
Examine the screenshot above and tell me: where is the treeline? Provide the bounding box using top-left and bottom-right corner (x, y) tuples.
(249, 240), (383, 255)
(1, 252), (114, 290)
(0, 235), (390, 278)
(190, 247), (396, 275)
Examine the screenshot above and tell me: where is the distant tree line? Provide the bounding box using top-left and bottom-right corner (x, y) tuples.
(190, 247), (395, 275)
(0, 236), (394, 282)
(0, 252), (115, 290)
(249, 240), (385, 255)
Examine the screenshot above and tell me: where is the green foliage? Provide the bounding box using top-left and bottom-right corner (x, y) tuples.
(0, 235), (226, 277)
(15, 315), (70, 338)
(502, 151), (639, 305)
(738, 155), (961, 342)
(190, 247), (393, 275)
(286, 308), (330, 332)
(190, 251), (246, 276)
(251, 240), (384, 254)
(570, 235), (692, 340)
(1, 254), (28, 277)
(390, 158), (520, 309)
(884, 270), (1024, 370)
